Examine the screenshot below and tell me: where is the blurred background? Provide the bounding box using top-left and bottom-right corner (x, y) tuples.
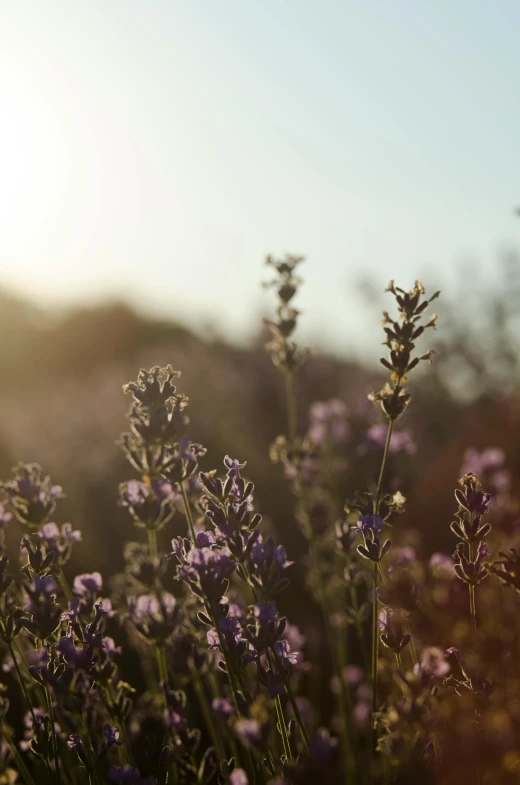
(0, 1), (519, 577)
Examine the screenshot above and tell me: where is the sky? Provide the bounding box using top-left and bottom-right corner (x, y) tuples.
(0, 0), (519, 355)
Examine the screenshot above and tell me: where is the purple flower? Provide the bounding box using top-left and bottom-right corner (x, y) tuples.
(119, 478), (176, 529)
(67, 734), (84, 751)
(224, 456), (247, 476)
(253, 601), (278, 625)
(389, 547), (416, 569)
(40, 522), (82, 560)
(352, 700), (371, 728)
(32, 575), (57, 597)
(0, 504), (12, 528)
(275, 639), (301, 668)
(126, 592), (181, 643)
(309, 728), (337, 761)
(284, 622), (305, 653)
(228, 602), (246, 619)
(207, 616), (242, 650)
(307, 399), (349, 445)
(359, 424), (415, 455)
(4, 464), (64, 526)
(212, 697), (234, 720)
(229, 770), (248, 785)
(461, 447), (505, 477)
(73, 572), (103, 596)
(248, 536), (293, 595)
(235, 718), (263, 747)
(417, 647), (450, 679)
(196, 530), (215, 548)
(57, 632), (100, 671)
(177, 546), (236, 602)
(352, 514), (384, 535)
(103, 724), (123, 748)
(429, 552), (455, 578)
(343, 665), (364, 686)
(108, 766), (155, 785)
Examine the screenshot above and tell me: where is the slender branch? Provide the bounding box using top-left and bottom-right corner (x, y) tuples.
(285, 371), (297, 447)
(189, 659), (227, 762)
(8, 641), (38, 727)
(180, 482), (198, 544)
(147, 528), (158, 560)
(3, 727), (37, 785)
(374, 419), (395, 514)
(44, 686), (61, 785)
(271, 645), (309, 750)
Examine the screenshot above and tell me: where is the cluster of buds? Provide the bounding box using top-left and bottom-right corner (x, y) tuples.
(377, 608), (411, 656)
(370, 280), (439, 422)
(451, 474), (491, 587)
(120, 366), (206, 486)
(344, 492), (406, 564)
(263, 254), (309, 375)
(67, 724), (123, 775)
(354, 515), (392, 564)
(2, 463), (64, 529)
(487, 548), (520, 594)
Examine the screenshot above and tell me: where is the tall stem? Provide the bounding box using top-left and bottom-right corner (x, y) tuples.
(285, 370), (297, 446)
(156, 644), (168, 685)
(181, 483), (198, 544)
(45, 686), (61, 785)
(371, 562), (379, 719)
(147, 528), (158, 560)
(4, 728), (37, 785)
(274, 693), (291, 761)
(57, 569), (72, 604)
(469, 586), (477, 634)
(468, 541), (481, 784)
(266, 649), (291, 761)
(374, 419), (395, 514)
(469, 541), (477, 634)
(8, 641), (38, 726)
(189, 660), (227, 762)
(271, 646), (309, 750)
(371, 418), (394, 758)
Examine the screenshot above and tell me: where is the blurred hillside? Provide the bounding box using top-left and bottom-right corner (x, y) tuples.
(0, 258), (519, 584)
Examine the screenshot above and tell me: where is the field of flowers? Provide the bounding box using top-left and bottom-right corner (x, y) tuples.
(0, 256), (519, 785)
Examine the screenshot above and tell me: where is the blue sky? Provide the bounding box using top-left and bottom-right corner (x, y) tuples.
(0, 1), (518, 354)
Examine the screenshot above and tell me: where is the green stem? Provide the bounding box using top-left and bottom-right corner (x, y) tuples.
(371, 562), (379, 719)
(8, 641), (38, 726)
(189, 661), (227, 761)
(266, 648), (291, 761)
(285, 371), (297, 446)
(374, 419), (395, 514)
(271, 646), (309, 750)
(148, 528), (158, 560)
(57, 569), (72, 605)
(106, 683), (136, 767)
(4, 728), (37, 785)
(180, 483), (198, 544)
(45, 687), (61, 785)
(350, 582), (369, 670)
(371, 419), (394, 757)
(469, 539), (477, 635)
(44, 758), (55, 785)
(274, 693), (291, 761)
(469, 585), (477, 634)
(156, 644), (168, 686)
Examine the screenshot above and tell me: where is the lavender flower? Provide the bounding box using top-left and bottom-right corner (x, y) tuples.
(3, 463), (64, 527)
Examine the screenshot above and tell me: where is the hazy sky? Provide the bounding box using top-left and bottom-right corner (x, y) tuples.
(0, 1), (518, 353)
